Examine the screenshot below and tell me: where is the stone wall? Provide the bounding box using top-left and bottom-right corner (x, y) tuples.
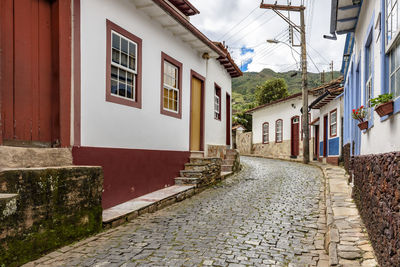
(0, 166), (103, 266)
(351, 152), (400, 267)
(343, 143), (351, 173)
(253, 141), (297, 160)
(236, 132), (252, 155)
(207, 145), (227, 159)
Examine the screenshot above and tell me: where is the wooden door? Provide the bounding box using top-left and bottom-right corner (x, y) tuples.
(323, 115), (328, 157)
(1, 0), (59, 146)
(291, 116), (299, 156)
(190, 77), (202, 151)
(226, 93), (231, 146)
(315, 125), (320, 158)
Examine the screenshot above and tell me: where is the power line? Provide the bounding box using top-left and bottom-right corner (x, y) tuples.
(218, 6), (259, 40)
(225, 10), (269, 42)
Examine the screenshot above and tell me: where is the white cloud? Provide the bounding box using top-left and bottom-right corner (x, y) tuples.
(189, 0), (346, 73)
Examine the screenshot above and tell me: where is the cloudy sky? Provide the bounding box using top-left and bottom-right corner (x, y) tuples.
(188, 0), (346, 74)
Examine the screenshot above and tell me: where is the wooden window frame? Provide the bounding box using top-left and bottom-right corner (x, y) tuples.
(160, 52), (182, 119)
(214, 83), (221, 120)
(262, 122), (269, 144)
(330, 109), (338, 137)
(275, 119), (283, 143)
(106, 20), (142, 108)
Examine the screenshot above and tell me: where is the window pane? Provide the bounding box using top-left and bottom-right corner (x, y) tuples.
(111, 66), (118, 80)
(173, 90), (178, 101)
(127, 72), (133, 85)
(111, 79), (118, 94)
(112, 49), (120, 64)
(119, 69), (126, 82)
(127, 85), (132, 99)
(169, 89), (173, 98)
(396, 70), (400, 97)
(391, 49), (396, 73)
(173, 100), (177, 111)
(121, 38), (128, 53)
(163, 97), (168, 109)
(112, 33), (120, 49)
(129, 42), (136, 57)
(121, 53), (128, 67)
(129, 56), (136, 70)
(169, 99), (173, 110)
(119, 82), (126, 97)
(391, 72), (396, 94)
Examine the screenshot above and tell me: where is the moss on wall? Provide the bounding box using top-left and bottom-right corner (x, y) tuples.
(0, 167), (103, 266)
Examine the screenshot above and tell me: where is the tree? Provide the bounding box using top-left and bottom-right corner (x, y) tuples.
(255, 78), (289, 106)
(233, 111), (252, 131)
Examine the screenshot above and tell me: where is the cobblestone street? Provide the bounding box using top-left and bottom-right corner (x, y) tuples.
(28, 157), (328, 267)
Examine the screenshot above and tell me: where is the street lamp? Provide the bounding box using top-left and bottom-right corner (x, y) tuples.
(266, 39), (301, 56)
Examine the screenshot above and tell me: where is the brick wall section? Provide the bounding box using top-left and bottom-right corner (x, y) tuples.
(343, 143), (351, 173)
(0, 167), (103, 266)
(351, 152), (400, 267)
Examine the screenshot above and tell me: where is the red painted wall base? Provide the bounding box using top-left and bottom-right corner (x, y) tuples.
(72, 146), (190, 209)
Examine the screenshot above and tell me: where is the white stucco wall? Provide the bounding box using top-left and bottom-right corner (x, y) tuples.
(318, 98), (343, 156)
(252, 96), (314, 144)
(79, 0), (232, 151)
(204, 58), (232, 147)
(348, 0), (400, 155)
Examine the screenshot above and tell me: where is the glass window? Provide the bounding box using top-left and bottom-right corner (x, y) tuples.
(263, 123), (269, 143)
(163, 61), (179, 113)
(389, 39), (400, 98)
(365, 44), (373, 120)
(110, 31), (137, 101)
(387, 0), (399, 44)
(330, 110), (337, 137)
(214, 86), (221, 120)
(276, 120), (283, 143)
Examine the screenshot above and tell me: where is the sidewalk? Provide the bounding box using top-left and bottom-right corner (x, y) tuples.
(313, 162), (378, 267)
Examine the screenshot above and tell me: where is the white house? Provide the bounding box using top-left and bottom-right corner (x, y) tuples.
(0, 0), (242, 210)
(328, 1), (400, 265)
(247, 78), (343, 164)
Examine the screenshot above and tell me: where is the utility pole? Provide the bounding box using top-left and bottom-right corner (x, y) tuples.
(330, 61), (334, 81)
(260, 1), (309, 164)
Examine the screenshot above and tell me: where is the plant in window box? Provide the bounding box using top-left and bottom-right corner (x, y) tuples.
(369, 93), (394, 117)
(351, 106), (368, 130)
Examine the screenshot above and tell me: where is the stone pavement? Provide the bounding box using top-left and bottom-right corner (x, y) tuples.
(26, 157), (329, 267)
(315, 163), (378, 267)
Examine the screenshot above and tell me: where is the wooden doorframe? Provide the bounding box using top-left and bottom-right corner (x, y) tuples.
(315, 125), (320, 159)
(291, 115), (300, 157)
(0, 0), (71, 147)
(189, 70), (205, 151)
(226, 93), (231, 146)
(323, 115), (328, 157)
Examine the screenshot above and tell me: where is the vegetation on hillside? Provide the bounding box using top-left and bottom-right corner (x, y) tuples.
(255, 78), (289, 106)
(232, 68), (341, 113)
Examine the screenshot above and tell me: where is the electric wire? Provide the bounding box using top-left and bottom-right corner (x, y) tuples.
(218, 6), (259, 40)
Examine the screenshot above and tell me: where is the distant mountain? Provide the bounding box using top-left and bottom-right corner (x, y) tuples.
(232, 68), (341, 112)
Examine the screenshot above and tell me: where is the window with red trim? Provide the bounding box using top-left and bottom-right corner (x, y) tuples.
(275, 119), (283, 143)
(106, 20), (142, 108)
(330, 109), (337, 137)
(214, 84), (221, 120)
(160, 52), (182, 119)
(262, 122), (269, 144)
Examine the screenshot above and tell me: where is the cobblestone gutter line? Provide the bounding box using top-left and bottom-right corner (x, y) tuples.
(314, 163), (379, 267)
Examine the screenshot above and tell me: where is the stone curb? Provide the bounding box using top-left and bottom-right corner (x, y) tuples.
(312, 162), (379, 267)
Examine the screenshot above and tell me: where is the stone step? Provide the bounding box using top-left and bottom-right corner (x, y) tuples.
(184, 163), (207, 171)
(223, 159), (235, 165)
(0, 146), (72, 169)
(190, 157), (222, 164)
(221, 165), (233, 172)
(190, 151), (204, 159)
(180, 169), (203, 178)
(174, 177), (201, 185)
(226, 149), (237, 156)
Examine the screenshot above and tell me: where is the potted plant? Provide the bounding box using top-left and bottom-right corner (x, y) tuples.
(352, 106), (368, 130)
(370, 93), (394, 117)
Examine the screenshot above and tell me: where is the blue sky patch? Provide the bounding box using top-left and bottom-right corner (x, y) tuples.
(240, 46), (254, 55)
(240, 58), (253, 72)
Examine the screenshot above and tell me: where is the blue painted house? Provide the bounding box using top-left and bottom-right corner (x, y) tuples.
(328, 1), (400, 266)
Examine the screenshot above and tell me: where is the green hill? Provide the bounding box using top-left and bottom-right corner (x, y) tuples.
(232, 68), (341, 112)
